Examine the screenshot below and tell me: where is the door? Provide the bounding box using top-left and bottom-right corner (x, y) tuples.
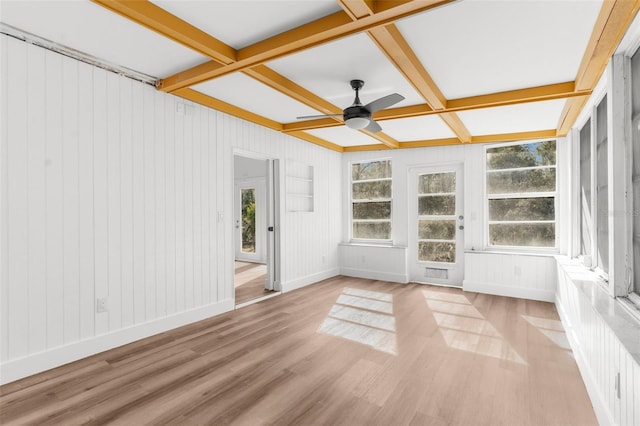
(234, 180), (266, 263)
(408, 164), (464, 286)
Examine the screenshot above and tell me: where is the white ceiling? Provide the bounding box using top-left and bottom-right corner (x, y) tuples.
(0, 0), (621, 151)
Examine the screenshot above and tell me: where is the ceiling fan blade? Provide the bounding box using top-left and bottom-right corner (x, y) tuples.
(296, 114), (343, 120)
(363, 93), (405, 113)
(363, 119), (382, 133)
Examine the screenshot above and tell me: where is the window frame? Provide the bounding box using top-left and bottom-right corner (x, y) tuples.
(628, 42), (640, 300)
(349, 158), (393, 243)
(483, 139), (559, 253)
(575, 91), (610, 282)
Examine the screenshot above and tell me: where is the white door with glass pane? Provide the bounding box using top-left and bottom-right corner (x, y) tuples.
(408, 164), (464, 286)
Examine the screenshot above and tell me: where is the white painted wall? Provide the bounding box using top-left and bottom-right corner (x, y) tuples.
(556, 257), (640, 426)
(0, 35), (341, 383)
(340, 141), (567, 301)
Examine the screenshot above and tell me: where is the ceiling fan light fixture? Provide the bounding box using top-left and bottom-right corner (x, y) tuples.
(345, 116), (370, 130)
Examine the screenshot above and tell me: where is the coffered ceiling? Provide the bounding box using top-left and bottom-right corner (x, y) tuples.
(2, 0), (639, 152)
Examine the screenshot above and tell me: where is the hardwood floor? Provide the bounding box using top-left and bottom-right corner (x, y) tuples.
(234, 261), (275, 305)
(0, 277), (597, 425)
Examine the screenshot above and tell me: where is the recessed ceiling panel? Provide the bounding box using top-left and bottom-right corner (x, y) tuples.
(152, 0), (342, 49)
(1, 0), (208, 78)
(457, 99), (567, 136)
(379, 115), (456, 142)
(397, 0), (602, 99)
(306, 127), (384, 147)
(192, 72), (323, 123)
(267, 33), (425, 109)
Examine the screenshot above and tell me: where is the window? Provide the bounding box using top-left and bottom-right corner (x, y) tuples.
(486, 140), (557, 248)
(595, 96), (609, 275)
(631, 48), (640, 296)
(579, 119), (592, 261)
(351, 160), (392, 240)
(577, 96), (609, 276)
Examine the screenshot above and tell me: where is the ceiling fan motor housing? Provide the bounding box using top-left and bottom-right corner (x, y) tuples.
(344, 105), (371, 121)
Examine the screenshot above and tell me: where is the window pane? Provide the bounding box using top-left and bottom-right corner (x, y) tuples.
(418, 220), (455, 240)
(353, 222), (391, 239)
(633, 49), (640, 294)
(487, 168), (556, 194)
(418, 242), (456, 263)
(353, 202), (391, 220)
(352, 180), (391, 200)
(419, 172), (455, 194)
(489, 223), (555, 247)
(489, 197), (555, 221)
(418, 195), (455, 216)
(580, 119), (592, 257)
(241, 188), (256, 253)
(352, 160), (391, 180)
(486, 140), (556, 170)
(596, 96), (608, 273)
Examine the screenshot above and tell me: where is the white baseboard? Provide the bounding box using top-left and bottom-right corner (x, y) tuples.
(462, 280), (555, 302)
(340, 267), (409, 284)
(555, 295), (613, 426)
(0, 299), (234, 385)
(282, 268), (339, 293)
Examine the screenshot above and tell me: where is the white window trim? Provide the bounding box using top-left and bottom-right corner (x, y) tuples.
(483, 139), (559, 253)
(349, 159), (393, 244)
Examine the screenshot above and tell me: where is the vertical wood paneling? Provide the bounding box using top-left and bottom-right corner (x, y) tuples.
(6, 37), (29, 359)
(199, 109), (210, 305)
(174, 105), (185, 312)
(216, 112), (225, 303)
(164, 96), (176, 316)
(26, 42), (47, 354)
(1, 35), (10, 361)
(62, 55), (80, 343)
(556, 260), (639, 426)
(184, 107), (194, 309)
(2, 37), (344, 383)
(192, 108), (202, 307)
(77, 60), (95, 340)
(154, 90), (167, 318)
(45, 49), (65, 348)
(131, 78), (145, 323)
(106, 71), (122, 332)
(119, 77), (134, 329)
(143, 86), (156, 320)
(93, 67), (109, 336)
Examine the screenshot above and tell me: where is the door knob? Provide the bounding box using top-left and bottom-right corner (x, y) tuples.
(459, 225), (464, 230)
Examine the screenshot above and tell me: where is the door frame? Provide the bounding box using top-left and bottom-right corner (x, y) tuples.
(407, 162), (465, 286)
(232, 150), (281, 295)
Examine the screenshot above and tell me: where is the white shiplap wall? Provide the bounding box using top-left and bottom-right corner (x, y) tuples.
(0, 35), (341, 383)
(556, 257), (640, 426)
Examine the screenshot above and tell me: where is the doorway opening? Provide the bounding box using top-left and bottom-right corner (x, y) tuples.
(233, 154), (280, 306)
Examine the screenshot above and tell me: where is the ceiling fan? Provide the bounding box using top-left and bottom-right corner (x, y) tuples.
(296, 80), (404, 133)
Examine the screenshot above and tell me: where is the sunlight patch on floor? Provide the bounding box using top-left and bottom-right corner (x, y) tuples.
(423, 289), (526, 365)
(521, 315), (571, 350)
(318, 287), (397, 355)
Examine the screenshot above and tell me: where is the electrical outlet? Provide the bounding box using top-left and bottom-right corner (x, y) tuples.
(322, 255), (326, 264)
(96, 298), (108, 313)
(361, 255), (366, 264)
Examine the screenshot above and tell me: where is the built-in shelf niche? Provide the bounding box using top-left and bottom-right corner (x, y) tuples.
(286, 160), (314, 212)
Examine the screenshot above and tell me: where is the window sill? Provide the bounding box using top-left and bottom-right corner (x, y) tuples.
(465, 249), (559, 258)
(340, 242), (406, 249)
(556, 256), (640, 365)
